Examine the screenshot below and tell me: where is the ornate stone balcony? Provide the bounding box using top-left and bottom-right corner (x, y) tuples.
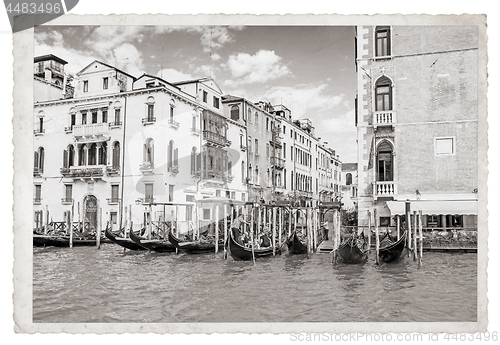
(168, 165), (179, 174)
(373, 110), (396, 129)
(373, 181), (397, 199)
(140, 162), (155, 175)
(142, 117), (156, 125)
(72, 123), (109, 142)
(60, 166), (105, 180)
(203, 130), (231, 147)
(106, 166), (120, 176)
(107, 198), (121, 205)
(168, 119), (180, 129)
(270, 157), (285, 169)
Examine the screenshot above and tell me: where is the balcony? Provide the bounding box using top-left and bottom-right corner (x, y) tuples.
(64, 126), (73, 133)
(203, 130), (231, 147)
(240, 144), (246, 151)
(140, 162), (155, 175)
(168, 119), (180, 129)
(142, 117), (156, 125)
(60, 166), (105, 180)
(270, 133), (282, 147)
(136, 197), (155, 205)
(373, 181), (397, 199)
(270, 157), (285, 170)
(72, 123), (109, 142)
(106, 166), (120, 176)
(61, 198), (73, 205)
(33, 167), (43, 177)
(107, 198), (121, 205)
(33, 198), (42, 205)
(190, 127), (201, 135)
(168, 165), (179, 174)
(34, 128), (45, 136)
(109, 121), (122, 128)
(373, 110), (396, 129)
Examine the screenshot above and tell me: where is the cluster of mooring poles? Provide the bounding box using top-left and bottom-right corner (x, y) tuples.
(329, 207), (342, 264)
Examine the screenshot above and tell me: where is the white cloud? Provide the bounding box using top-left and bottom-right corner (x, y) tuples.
(111, 43), (145, 77)
(227, 50), (291, 85)
(157, 68), (194, 83)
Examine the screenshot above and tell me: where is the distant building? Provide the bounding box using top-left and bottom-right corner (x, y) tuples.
(355, 26), (478, 230)
(34, 54), (74, 102)
(341, 162), (357, 210)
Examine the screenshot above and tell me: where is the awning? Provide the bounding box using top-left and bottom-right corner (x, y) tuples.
(385, 200), (477, 216)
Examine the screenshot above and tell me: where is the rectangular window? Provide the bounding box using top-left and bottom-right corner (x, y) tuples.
(64, 184), (72, 201)
(82, 112), (87, 125)
(375, 26), (391, 57)
(283, 143), (286, 158)
(146, 82), (155, 88)
(110, 212), (118, 225)
(115, 109), (120, 123)
(148, 104), (154, 121)
(203, 208), (211, 220)
(92, 111), (98, 124)
(231, 191), (236, 199)
(435, 137), (455, 155)
(145, 183), (153, 202)
(170, 106), (174, 121)
(203, 91), (208, 103)
(226, 190), (230, 198)
(169, 185), (174, 202)
(255, 139), (259, 155)
(103, 77), (109, 90)
(83, 80), (88, 92)
(216, 190), (221, 197)
(111, 184), (119, 201)
(186, 195), (195, 202)
(241, 192), (246, 201)
(34, 184), (41, 202)
(213, 96), (219, 108)
(71, 114), (76, 127)
(102, 110), (108, 123)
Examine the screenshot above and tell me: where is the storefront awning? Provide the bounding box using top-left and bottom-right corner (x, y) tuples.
(385, 200), (477, 216)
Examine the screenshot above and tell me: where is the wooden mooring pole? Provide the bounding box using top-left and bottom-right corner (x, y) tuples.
(215, 205), (219, 254)
(418, 210), (423, 266)
(374, 208), (379, 264)
(396, 215), (400, 241)
(407, 211), (412, 258)
(96, 207), (102, 249)
(250, 205), (256, 265)
(68, 211), (73, 248)
(272, 207), (276, 256)
(223, 205), (228, 259)
(367, 210), (372, 253)
(413, 211), (418, 261)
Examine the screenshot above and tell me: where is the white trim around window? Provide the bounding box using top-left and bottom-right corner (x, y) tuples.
(434, 136), (456, 156)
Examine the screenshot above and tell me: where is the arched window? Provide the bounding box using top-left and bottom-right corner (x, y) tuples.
(34, 147), (44, 173)
(112, 142), (120, 168)
(146, 96), (155, 121)
(241, 161), (245, 182)
(144, 138), (154, 164)
(228, 161), (232, 176)
(68, 145), (74, 167)
(255, 112), (259, 125)
(377, 141), (393, 181)
(346, 173), (352, 186)
(167, 140), (174, 168)
(255, 138), (259, 155)
(375, 76), (392, 111)
(191, 147), (197, 174)
(375, 26), (391, 57)
(255, 166), (259, 184)
(79, 144), (87, 166)
(99, 142), (107, 165)
(88, 143), (97, 165)
(248, 164), (252, 181)
(230, 105), (240, 121)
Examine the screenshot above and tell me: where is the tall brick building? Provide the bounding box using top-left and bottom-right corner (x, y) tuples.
(355, 26), (478, 230)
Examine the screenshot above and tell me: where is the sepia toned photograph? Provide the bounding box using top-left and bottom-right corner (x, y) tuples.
(12, 14), (487, 333)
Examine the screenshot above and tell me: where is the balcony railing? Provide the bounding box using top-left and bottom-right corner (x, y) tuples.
(142, 117), (156, 125)
(33, 167), (43, 177)
(106, 166), (120, 176)
(109, 121), (122, 128)
(60, 166), (105, 179)
(373, 181), (397, 199)
(373, 110), (396, 128)
(270, 134), (282, 147)
(168, 119), (180, 129)
(190, 127), (201, 135)
(140, 162), (155, 174)
(137, 197), (155, 205)
(203, 130), (231, 147)
(34, 128), (45, 135)
(200, 169), (226, 181)
(33, 198), (42, 204)
(168, 165), (179, 174)
(270, 157), (285, 169)
(61, 198), (73, 204)
(72, 123), (109, 141)
(240, 144), (246, 151)
(107, 198), (121, 205)
(64, 126), (73, 133)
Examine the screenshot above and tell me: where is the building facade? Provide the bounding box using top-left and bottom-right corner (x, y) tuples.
(355, 26), (478, 229)
(341, 162), (358, 210)
(33, 55), (342, 232)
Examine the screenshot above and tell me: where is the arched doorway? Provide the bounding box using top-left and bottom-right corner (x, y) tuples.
(83, 195), (98, 233)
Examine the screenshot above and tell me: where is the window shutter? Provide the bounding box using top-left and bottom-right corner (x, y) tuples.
(63, 149), (68, 169)
(174, 148), (178, 166)
(34, 151), (38, 169)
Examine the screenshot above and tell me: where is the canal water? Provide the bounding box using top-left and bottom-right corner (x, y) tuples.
(33, 244), (477, 323)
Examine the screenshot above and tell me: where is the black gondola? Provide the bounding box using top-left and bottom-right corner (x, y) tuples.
(378, 231), (407, 263)
(168, 230), (223, 254)
(33, 234), (97, 247)
(228, 232), (280, 261)
(337, 236), (368, 264)
(104, 225), (146, 251)
(129, 229), (176, 253)
(286, 231), (308, 254)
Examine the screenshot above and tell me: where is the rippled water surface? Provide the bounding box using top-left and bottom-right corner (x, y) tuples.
(33, 244), (477, 323)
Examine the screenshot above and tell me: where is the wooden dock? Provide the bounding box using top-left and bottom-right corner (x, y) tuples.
(317, 240), (334, 253)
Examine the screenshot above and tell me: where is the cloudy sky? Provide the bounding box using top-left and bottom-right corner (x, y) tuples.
(34, 25), (357, 162)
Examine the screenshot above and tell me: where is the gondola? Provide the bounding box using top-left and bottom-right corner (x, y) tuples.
(286, 231), (308, 254)
(168, 230), (223, 254)
(378, 231), (407, 263)
(129, 229), (176, 253)
(336, 236), (368, 264)
(228, 232), (280, 261)
(33, 234), (97, 247)
(104, 226), (146, 251)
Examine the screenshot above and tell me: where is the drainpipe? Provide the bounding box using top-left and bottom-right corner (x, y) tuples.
(119, 94), (128, 230)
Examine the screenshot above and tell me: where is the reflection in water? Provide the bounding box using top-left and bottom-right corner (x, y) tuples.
(33, 245), (477, 323)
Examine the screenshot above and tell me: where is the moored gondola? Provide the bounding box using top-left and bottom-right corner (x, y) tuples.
(228, 232), (280, 261)
(168, 230), (223, 254)
(286, 231), (308, 254)
(104, 225), (146, 251)
(129, 229), (176, 253)
(337, 236), (368, 264)
(33, 234), (97, 247)
(378, 231), (407, 263)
